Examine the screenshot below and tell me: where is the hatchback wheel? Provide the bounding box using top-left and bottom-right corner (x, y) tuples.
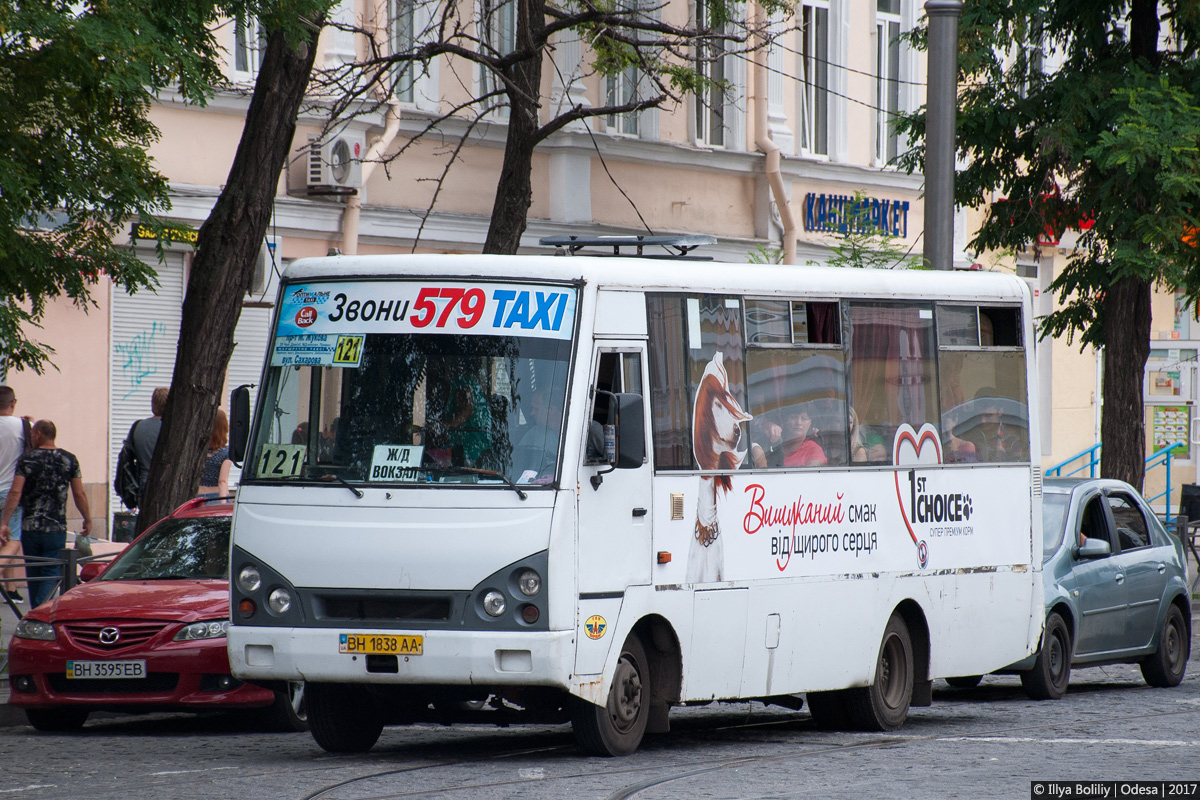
(1021, 612), (1071, 700)
(1141, 604), (1189, 688)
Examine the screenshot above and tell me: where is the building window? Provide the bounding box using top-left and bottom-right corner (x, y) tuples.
(392, 0), (416, 103)
(694, 0), (727, 147)
(876, 0), (901, 164)
(232, 15), (265, 79)
(606, 65), (641, 136)
(799, 0), (829, 156)
(480, 0), (517, 118)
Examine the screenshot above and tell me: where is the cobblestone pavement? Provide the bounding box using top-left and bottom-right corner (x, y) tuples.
(2, 615), (1198, 800)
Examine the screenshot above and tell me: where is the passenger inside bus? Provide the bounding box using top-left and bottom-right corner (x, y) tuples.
(442, 359), (492, 465)
(511, 391), (558, 483)
(780, 406), (827, 467)
(849, 408), (887, 463)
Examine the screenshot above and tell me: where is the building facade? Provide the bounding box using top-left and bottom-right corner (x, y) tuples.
(10, 0), (975, 535)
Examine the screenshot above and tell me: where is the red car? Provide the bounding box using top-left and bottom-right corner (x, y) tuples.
(6, 497), (306, 732)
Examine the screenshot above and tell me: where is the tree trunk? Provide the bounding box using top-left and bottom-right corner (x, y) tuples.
(137, 19), (323, 533)
(1099, 274), (1151, 490)
(1097, 0), (1157, 493)
(482, 0), (545, 255)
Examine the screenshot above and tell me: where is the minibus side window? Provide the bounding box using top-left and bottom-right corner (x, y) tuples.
(936, 304), (1029, 463)
(586, 351), (643, 464)
(646, 294), (747, 471)
(845, 302), (939, 459)
(743, 299), (848, 467)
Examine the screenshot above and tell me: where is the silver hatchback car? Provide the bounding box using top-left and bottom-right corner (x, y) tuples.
(949, 478), (1191, 698)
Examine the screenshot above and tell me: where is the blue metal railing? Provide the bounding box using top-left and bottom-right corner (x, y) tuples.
(1045, 443), (1102, 479)
(1046, 441), (1186, 521)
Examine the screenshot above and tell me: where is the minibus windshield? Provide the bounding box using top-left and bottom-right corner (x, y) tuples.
(248, 332), (572, 487)
(247, 279), (576, 488)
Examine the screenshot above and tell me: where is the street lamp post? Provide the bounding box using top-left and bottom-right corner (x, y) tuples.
(923, 0), (963, 271)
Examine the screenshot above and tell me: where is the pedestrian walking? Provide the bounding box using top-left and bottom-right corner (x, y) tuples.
(132, 386), (168, 506)
(0, 385), (29, 602)
(0, 420), (91, 607)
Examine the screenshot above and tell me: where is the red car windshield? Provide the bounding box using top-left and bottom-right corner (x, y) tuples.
(101, 516), (231, 581)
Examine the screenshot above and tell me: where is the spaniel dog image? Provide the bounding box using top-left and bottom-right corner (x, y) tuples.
(688, 352), (752, 583)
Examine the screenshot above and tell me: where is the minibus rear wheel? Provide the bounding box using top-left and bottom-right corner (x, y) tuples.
(847, 613), (913, 731)
(571, 634), (650, 756)
(308, 683), (384, 753)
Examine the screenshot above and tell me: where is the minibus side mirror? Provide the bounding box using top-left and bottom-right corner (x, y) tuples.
(229, 385), (252, 465)
(613, 392), (645, 469)
(589, 391), (645, 489)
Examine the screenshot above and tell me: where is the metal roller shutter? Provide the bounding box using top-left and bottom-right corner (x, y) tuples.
(109, 250), (185, 515)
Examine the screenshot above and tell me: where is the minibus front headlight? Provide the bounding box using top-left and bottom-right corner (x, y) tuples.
(267, 588), (293, 615)
(237, 565), (262, 593)
(517, 569), (541, 596)
(483, 590), (507, 617)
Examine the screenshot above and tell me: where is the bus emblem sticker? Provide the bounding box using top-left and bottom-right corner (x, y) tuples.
(584, 615), (607, 639)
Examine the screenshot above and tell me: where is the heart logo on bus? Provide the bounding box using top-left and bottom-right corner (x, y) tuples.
(892, 423), (943, 570)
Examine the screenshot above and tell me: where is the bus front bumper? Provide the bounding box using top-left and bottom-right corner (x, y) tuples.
(228, 627), (576, 688)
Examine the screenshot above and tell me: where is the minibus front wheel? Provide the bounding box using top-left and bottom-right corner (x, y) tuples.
(308, 683), (384, 753)
(571, 634), (650, 756)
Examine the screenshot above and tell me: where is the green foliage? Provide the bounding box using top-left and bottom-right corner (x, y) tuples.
(0, 0), (243, 373)
(811, 191), (922, 270)
(747, 243), (783, 264)
(895, 1), (1200, 347)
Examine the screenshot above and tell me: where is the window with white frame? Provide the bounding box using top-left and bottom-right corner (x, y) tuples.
(876, 0), (901, 164)
(606, 65), (641, 136)
(799, 0), (829, 156)
(1017, 11), (1045, 99)
(231, 14), (266, 80)
(480, 0), (517, 118)
(602, 0), (645, 136)
(392, 0), (416, 103)
(694, 0), (727, 147)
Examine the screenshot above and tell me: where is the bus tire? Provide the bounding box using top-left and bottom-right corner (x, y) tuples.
(308, 683), (384, 753)
(847, 613), (913, 731)
(806, 690), (852, 730)
(571, 635), (650, 756)
(26, 708), (89, 732)
(1021, 612), (1071, 700)
(1141, 604), (1188, 688)
(945, 675), (982, 689)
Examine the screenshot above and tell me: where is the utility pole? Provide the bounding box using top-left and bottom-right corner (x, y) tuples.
(922, 0), (962, 271)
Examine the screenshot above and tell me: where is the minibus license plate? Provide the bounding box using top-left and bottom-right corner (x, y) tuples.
(339, 634), (422, 655)
(66, 660), (146, 679)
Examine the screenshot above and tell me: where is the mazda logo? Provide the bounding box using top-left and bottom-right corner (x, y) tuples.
(98, 627), (120, 645)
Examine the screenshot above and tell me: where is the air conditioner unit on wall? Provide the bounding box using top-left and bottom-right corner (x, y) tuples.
(248, 237), (279, 297)
(288, 134), (363, 196)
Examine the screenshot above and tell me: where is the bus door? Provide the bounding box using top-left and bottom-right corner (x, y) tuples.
(578, 346), (653, 595)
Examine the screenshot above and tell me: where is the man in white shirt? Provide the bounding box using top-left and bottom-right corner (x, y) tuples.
(0, 386), (27, 602)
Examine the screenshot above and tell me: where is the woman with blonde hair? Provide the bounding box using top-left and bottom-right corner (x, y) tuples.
(198, 408), (232, 498)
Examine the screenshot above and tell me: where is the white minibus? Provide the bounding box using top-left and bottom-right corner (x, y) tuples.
(227, 241), (1043, 755)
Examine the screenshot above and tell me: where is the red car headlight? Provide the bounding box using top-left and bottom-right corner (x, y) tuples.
(173, 620), (230, 641)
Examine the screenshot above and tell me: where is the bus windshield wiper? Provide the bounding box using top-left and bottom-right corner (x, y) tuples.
(316, 473), (364, 499)
(424, 465), (527, 501)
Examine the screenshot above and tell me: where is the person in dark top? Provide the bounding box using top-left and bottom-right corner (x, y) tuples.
(0, 420), (91, 607)
(130, 386), (169, 506)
